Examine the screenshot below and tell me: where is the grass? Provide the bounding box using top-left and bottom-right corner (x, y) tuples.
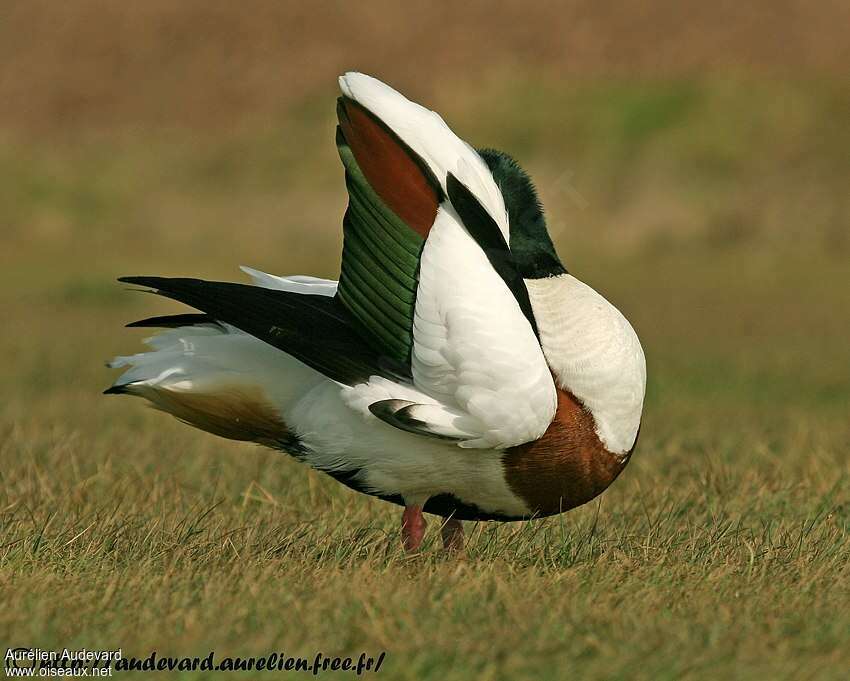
(2, 72), (849, 680)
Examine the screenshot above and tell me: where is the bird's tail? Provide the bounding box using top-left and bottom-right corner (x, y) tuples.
(104, 268), (333, 451)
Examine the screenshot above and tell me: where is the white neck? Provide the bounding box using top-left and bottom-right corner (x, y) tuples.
(525, 274), (646, 455)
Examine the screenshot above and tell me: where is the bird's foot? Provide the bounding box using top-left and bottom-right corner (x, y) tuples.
(441, 518), (464, 553)
(401, 505), (426, 552)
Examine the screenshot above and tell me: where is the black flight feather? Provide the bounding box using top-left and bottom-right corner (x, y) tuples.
(368, 399), (465, 442)
(127, 313), (222, 329)
(117, 276), (397, 385)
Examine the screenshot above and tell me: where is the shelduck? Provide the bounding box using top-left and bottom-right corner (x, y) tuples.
(106, 73), (646, 552)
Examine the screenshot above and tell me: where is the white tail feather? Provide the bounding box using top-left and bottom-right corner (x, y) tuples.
(109, 323), (320, 412)
(107, 268), (330, 438)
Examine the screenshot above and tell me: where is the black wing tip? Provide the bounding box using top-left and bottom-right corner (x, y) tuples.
(395, 404), (430, 430)
(112, 276), (387, 386)
(368, 399), (415, 420)
(117, 275), (170, 291)
(103, 385), (129, 395)
(125, 317), (158, 328)
(126, 313), (220, 329)
(118, 275), (206, 287)
(368, 399), (464, 442)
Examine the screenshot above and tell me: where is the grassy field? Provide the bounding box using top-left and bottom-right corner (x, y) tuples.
(2, 6), (850, 679)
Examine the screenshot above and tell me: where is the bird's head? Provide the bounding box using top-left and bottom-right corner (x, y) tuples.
(477, 148), (567, 281)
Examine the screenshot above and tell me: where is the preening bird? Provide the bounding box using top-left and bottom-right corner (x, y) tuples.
(106, 73), (646, 552)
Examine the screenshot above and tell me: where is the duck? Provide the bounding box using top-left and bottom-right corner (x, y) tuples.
(106, 72), (646, 552)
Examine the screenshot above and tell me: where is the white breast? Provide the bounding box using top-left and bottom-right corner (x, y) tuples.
(525, 274), (646, 454)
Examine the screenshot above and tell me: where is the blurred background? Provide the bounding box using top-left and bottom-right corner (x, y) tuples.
(1, 2), (849, 673)
(3, 0), (848, 429)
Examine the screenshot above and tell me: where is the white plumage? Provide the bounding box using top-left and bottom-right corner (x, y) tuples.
(525, 275), (646, 454)
(112, 267), (532, 517)
(339, 72), (510, 240)
(410, 206), (556, 448)
(239, 266), (338, 297)
(107, 72), (647, 547)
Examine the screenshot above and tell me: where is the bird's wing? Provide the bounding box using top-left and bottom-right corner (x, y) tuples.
(239, 266), (338, 296)
(336, 73), (556, 448)
(334, 95), (438, 371)
(117, 74), (558, 451)
(116, 277), (389, 386)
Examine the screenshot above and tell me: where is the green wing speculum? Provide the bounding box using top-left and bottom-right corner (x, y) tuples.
(334, 97), (443, 375)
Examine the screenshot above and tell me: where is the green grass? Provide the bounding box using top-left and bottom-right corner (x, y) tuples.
(2, 75), (849, 680)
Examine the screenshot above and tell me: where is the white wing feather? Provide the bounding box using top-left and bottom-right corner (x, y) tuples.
(130, 72), (558, 451)
(240, 265), (338, 296)
(338, 74), (557, 448)
(411, 207), (556, 448)
(339, 72), (510, 241)
(344, 207), (557, 449)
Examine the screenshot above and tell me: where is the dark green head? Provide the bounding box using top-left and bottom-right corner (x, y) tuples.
(477, 148), (567, 279)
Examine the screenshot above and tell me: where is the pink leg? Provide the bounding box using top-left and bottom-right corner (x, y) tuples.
(401, 505), (426, 552)
(441, 518), (464, 552)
